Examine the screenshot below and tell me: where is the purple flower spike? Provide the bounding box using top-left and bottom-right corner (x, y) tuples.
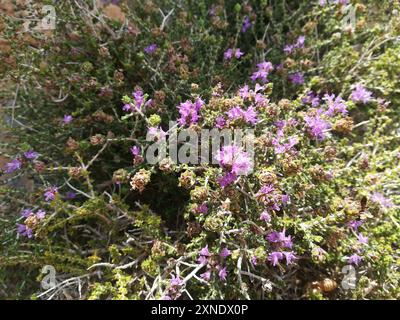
(268, 251), (284, 266)
(348, 253), (362, 266)
(199, 245), (211, 257)
(220, 247), (231, 258)
(218, 266), (228, 281)
(24, 150), (39, 160)
(144, 43), (157, 55)
(241, 16), (252, 33)
(63, 114), (73, 124)
(350, 84), (373, 104)
(4, 159), (21, 173)
(260, 210), (271, 222)
(44, 186), (58, 202)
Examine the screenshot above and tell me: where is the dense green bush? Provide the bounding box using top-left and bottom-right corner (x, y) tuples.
(0, 0), (399, 299)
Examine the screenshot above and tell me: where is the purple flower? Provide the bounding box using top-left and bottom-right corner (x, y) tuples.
(304, 112), (331, 141)
(215, 116), (226, 129)
(283, 251), (297, 265)
(218, 266), (228, 281)
(267, 230), (293, 248)
(350, 84), (373, 104)
(284, 36), (306, 54)
(288, 72), (304, 85)
(260, 210), (271, 222)
(63, 114), (73, 124)
(147, 126), (167, 140)
(130, 146), (141, 156)
(133, 89), (145, 108)
(234, 48), (244, 59)
(357, 233), (368, 245)
(200, 269), (212, 281)
(258, 184), (275, 196)
(224, 48), (244, 61)
(273, 136), (298, 155)
(348, 220), (363, 231)
(241, 16), (251, 33)
(243, 106), (258, 125)
(196, 203), (208, 214)
(44, 186), (58, 202)
(123, 89), (151, 113)
(161, 295), (172, 300)
(324, 94), (348, 116)
(217, 172), (237, 188)
(223, 48), (233, 60)
(197, 255), (208, 265)
(268, 251), (284, 266)
(226, 106), (244, 121)
(266, 231), (281, 243)
(302, 91), (320, 107)
(122, 104), (131, 112)
(21, 209), (33, 218)
(199, 245), (211, 257)
(177, 98), (204, 126)
(170, 275), (183, 287)
(216, 145), (252, 176)
(348, 253), (362, 266)
(295, 36), (306, 49)
(371, 192), (393, 208)
(251, 61), (274, 83)
(281, 194), (290, 205)
(284, 44), (294, 55)
(36, 210), (46, 220)
(226, 106), (258, 125)
(220, 247), (231, 258)
(65, 191), (76, 200)
(144, 43), (157, 55)
(4, 159), (21, 173)
(17, 224), (33, 238)
(239, 85), (250, 99)
(24, 150), (39, 160)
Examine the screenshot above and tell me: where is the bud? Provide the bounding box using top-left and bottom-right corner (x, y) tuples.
(159, 157), (174, 173)
(34, 161), (46, 173)
(25, 215), (39, 230)
(190, 186), (208, 203)
(66, 137), (79, 152)
(113, 69), (124, 86)
(204, 214), (224, 232)
(130, 169), (151, 192)
(178, 170), (196, 189)
(148, 114), (162, 127)
(98, 46), (110, 58)
(324, 145), (337, 161)
(333, 117), (354, 134)
(258, 168), (277, 185)
(68, 167), (83, 179)
(112, 168), (129, 184)
(81, 61), (93, 73)
(90, 134), (105, 146)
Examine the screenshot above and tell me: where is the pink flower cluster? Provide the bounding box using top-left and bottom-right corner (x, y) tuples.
(216, 145), (253, 183)
(197, 245), (231, 282)
(177, 97), (204, 126)
(251, 61), (274, 83)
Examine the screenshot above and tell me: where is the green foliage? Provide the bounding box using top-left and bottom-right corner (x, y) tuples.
(0, 0), (399, 300)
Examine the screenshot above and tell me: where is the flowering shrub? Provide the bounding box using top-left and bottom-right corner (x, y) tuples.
(0, 0), (399, 299)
